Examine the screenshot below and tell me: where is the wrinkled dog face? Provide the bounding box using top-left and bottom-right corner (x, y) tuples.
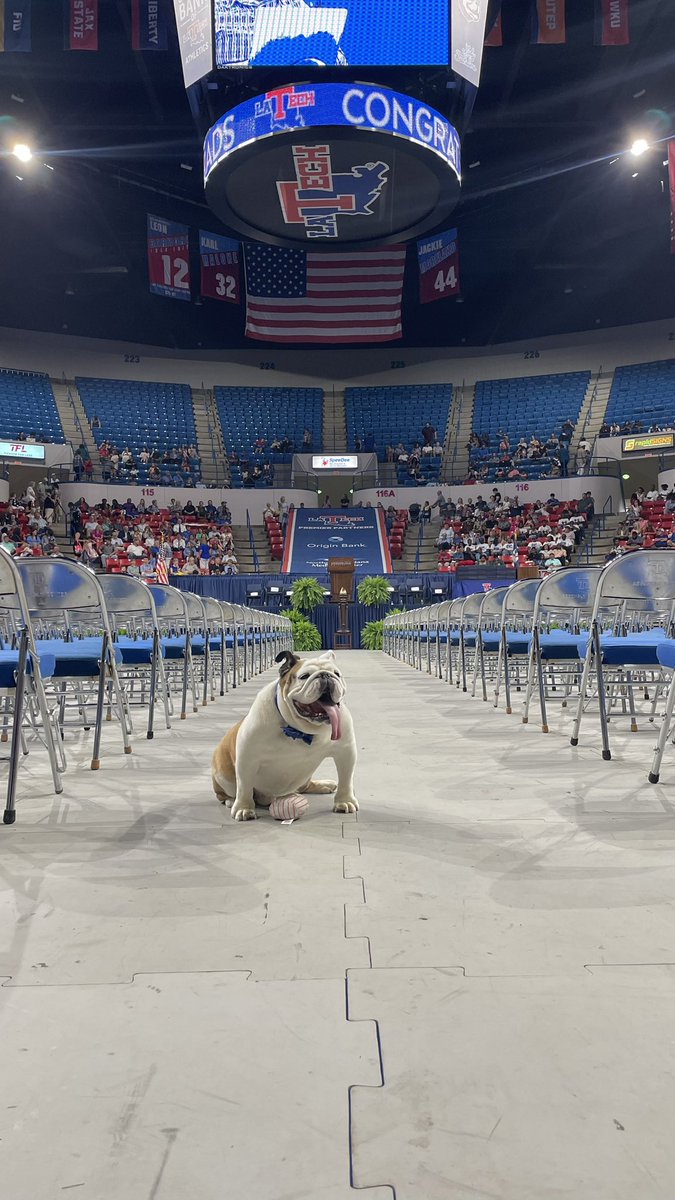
(275, 650), (346, 741)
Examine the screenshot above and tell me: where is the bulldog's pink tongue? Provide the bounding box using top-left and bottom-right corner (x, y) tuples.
(320, 702), (341, 742)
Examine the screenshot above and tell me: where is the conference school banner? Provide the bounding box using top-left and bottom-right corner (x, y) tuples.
(67, 0), (98, 49)
(147, 213), (191, 300)
(282, 508), (393, 574)
(132, 0), (168, 50)
(669, 141), (675, 255)
(418, 229), (460, 304)
(199, 230), (240, 303)
(531, 0), (566, 44)
(1, 1), (31, 50)
(596, 0), (629, 44)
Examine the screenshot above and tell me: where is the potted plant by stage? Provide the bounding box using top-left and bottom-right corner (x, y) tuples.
(356, 576), (392, 606)
(284, 608), (323, 651)
(290, 576), (326, 613)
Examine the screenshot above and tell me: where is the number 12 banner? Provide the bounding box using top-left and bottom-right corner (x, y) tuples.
(147, 214), (191, 301)
(418, 228), (460, 304)
(199, 231), (241, 304)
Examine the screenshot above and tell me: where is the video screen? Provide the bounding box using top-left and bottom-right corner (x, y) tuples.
(214, 0), (450, 68)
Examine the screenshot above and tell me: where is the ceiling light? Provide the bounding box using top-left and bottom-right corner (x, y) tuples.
(622, 473), (630, 480)
(180, 162), (193, 171)
(632, 89), (646, 99)
(630, 138), (649, 157)
(44, 162), (54, 170)
(11, 94), (24, 103)
(15, 174), (23, 181)
(631, 171), (639, 178)
(564, 286), (573, 294)
(13, 143), (32, 163)
(468, 160), (480, 169)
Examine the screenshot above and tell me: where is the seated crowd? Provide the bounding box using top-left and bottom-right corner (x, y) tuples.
(74, 433), (202, 486)
(431, 489), (595, 572)
(598, 420), (659, 437)
(383, 421), (445, 486)
(68, 496), (238, 577)
(466, 420), (592, 482)
(608, 485), (675, 559)
(0, 480), (62, 558)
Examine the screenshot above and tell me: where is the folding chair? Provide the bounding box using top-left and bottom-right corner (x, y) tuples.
(472, 586), (511, 701)
(493, 578), (541, 713)
(148, 583), (198, 720)
(98, 574), (171, 740)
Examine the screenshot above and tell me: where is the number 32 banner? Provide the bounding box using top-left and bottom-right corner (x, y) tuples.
(147, 214), (191, 301)
(418, 228), (460, 304)
(199, 231), (241, 304)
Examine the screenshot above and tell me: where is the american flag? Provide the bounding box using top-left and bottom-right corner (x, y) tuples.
(155, 557), (169, 585)
(244, 245), (406, 344)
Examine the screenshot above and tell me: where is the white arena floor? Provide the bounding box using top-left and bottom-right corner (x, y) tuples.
(2, 649), (675, 1199)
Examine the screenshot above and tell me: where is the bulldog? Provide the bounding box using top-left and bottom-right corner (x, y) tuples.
(212, 649), (359, 822)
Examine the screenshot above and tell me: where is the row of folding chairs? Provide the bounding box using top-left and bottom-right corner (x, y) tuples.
(383, 551), (675, 784)
(0, 550), (292, 825)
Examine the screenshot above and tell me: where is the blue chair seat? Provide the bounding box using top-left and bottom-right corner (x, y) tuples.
(161, 635), (188, 659)
(0, 649), (56, 688)
(579, 629), (667, 666)
(539, 631), (584, 660)
(115, 636), (165, 666)
(37, 638), (122, 677)
(657, 641), (675, 670)
(481, 631), (501, 650)
(505, 632), (531, 655)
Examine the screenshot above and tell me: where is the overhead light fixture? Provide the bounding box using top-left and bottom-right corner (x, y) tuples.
(622, 473), (630, 480)
(180, 162), (193, 171)
(15, 174), (23, 181)
(631, 171), (639, 178)
(11, 94), (24, 103)
(468, 160), (480, 169)
(13, 143), (32, 163)
(630, 138), (649, 157)
(564, 286), (573, 294)
(44, 162), (54, 170)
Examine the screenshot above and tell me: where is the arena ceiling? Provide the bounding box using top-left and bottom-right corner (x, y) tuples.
(0, 0), (673, 352)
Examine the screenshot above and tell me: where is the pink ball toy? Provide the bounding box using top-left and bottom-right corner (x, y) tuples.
(269, 794), (309, 821)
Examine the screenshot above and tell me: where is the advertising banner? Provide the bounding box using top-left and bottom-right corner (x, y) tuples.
(147, 213), (191, 301)
(282, 508), (393, 573)
(418, 228), (460, 304)
(199, 230), (240, 303)
(451, 0), (491, 85)
(173, 0), (213, 86)
(68, 0), (98, 50)
(132, 0), (168, 50)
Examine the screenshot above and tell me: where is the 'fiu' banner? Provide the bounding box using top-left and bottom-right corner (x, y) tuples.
(199, 230), (240, 303)
(68, 0), (98, 49)
(531, 0), (566, 43)
(451, 0), (491, 85)
(596, 0), (629, 44)
(147, 214), (191, 301)
(132, 0), (168, 49)
(1, 1), (31, 50)
(669, 141), (675, 256)
(418, 229), (460, 305)
(282, 508), (393, 574)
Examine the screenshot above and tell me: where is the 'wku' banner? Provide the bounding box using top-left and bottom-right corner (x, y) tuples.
(596, 0), (629, 44)
(147, 214), (191, 301)
(418, 229), (460, 305)
(132, 0), (168, 50)
(662, 141), (667, 256)
(68, 0), (98, 49)
(199, 231), (240, 304)
(669, 141), (675, 255)
(531, 0), (566, 43)
(1, 1), (31, 51)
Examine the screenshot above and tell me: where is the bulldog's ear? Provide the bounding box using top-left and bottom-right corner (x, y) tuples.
(275, 650), (299, 677)
(319, 650), (336, 662)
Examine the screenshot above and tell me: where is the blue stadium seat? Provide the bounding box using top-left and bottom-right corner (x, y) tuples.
(605, 359), (675, 427)
(76, 377), (200, 482)
(345, 384), (452, 461)
(0, 368), (63, 442)
(214, 386), (323, 478)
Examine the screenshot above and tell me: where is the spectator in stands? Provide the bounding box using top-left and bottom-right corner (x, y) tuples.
(302, 428), (312, 449)
(420, 501), (432, 525)
(422, 422), (436, 446)
(340, 494), (350, 508)
(432, 439), (443, 457)
(223, 550), (238, 575)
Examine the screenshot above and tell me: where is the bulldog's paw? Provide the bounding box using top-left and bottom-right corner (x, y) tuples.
(333, 797), (359, 814)
(302, 778), (337, 794)
(232, 800), (257, 821)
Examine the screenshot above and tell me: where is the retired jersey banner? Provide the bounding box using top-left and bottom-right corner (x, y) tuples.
(1, 1), (31, 51)
(147, 214), (191, 301)
(68, 0), (98, 49)
(199, 230), (240, 303)
(418, 228), (460, 305)
(282, 508), (392, 574)
(132, 0), (168, 49)
(531, 0), (566, 43)
(669, 141), (675, 255)
(596, 0), (629, 44)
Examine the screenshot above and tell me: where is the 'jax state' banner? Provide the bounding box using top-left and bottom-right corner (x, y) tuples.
(282, 508), (393, 574)
(596, 0), (629, 44)
(68, 0), (98, 50)
(531, 0), (566, 43)
(199, 230), (240, 303)
(147, 214), (191, 300)
(1, 1), (31, 50)
(132, 0), (168, 49)
(418, 228), (460, 305)
(451, 0), (491, 86)
(669, 141), (675, 255)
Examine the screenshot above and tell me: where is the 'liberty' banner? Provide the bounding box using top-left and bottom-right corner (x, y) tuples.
(68, 0), (98, 49)
(451, 0), (491, 85)
(132, 0), (168, 49)
(1, 1), (31, 50)
(596, 0), (629, 44)
(282, 508), (393, 574)
(669, 141), (675, 255)
(418, 229), (460, 305)
(531, 0), (566, 43)
(147, 214), (191, 300)
(199, 230), (240, 303)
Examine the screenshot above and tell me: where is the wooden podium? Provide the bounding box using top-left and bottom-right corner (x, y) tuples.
(328, 557), (355, 649)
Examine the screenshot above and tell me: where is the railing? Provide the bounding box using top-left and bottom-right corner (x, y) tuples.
(578, 365), (602, 444)
(413, 520), (425, 572)
(246, 508), (260, 573)
(577, 497), (615, 565)
(67, 388), (88, 448)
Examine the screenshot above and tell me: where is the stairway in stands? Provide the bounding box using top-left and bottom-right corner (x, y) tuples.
(323, 388), (347, 451)
(570, 368), (615, 461)
(231, 523), (278, 574)
(192, 387), (228, 485)
(52, 380), (97, 463)
(443, 383), (475, 483)
(394, 519), (441, 573)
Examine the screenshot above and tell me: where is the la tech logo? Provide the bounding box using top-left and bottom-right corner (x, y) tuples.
(277, 144), (389, 239)
(254, 85), (316, 126)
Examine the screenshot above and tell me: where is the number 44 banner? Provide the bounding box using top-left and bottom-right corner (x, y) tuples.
(199, 231), (241, 304)
(418, 228), (460, 304)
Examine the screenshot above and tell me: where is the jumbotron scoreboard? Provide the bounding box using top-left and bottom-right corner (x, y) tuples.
(173, 0), (497, 250)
